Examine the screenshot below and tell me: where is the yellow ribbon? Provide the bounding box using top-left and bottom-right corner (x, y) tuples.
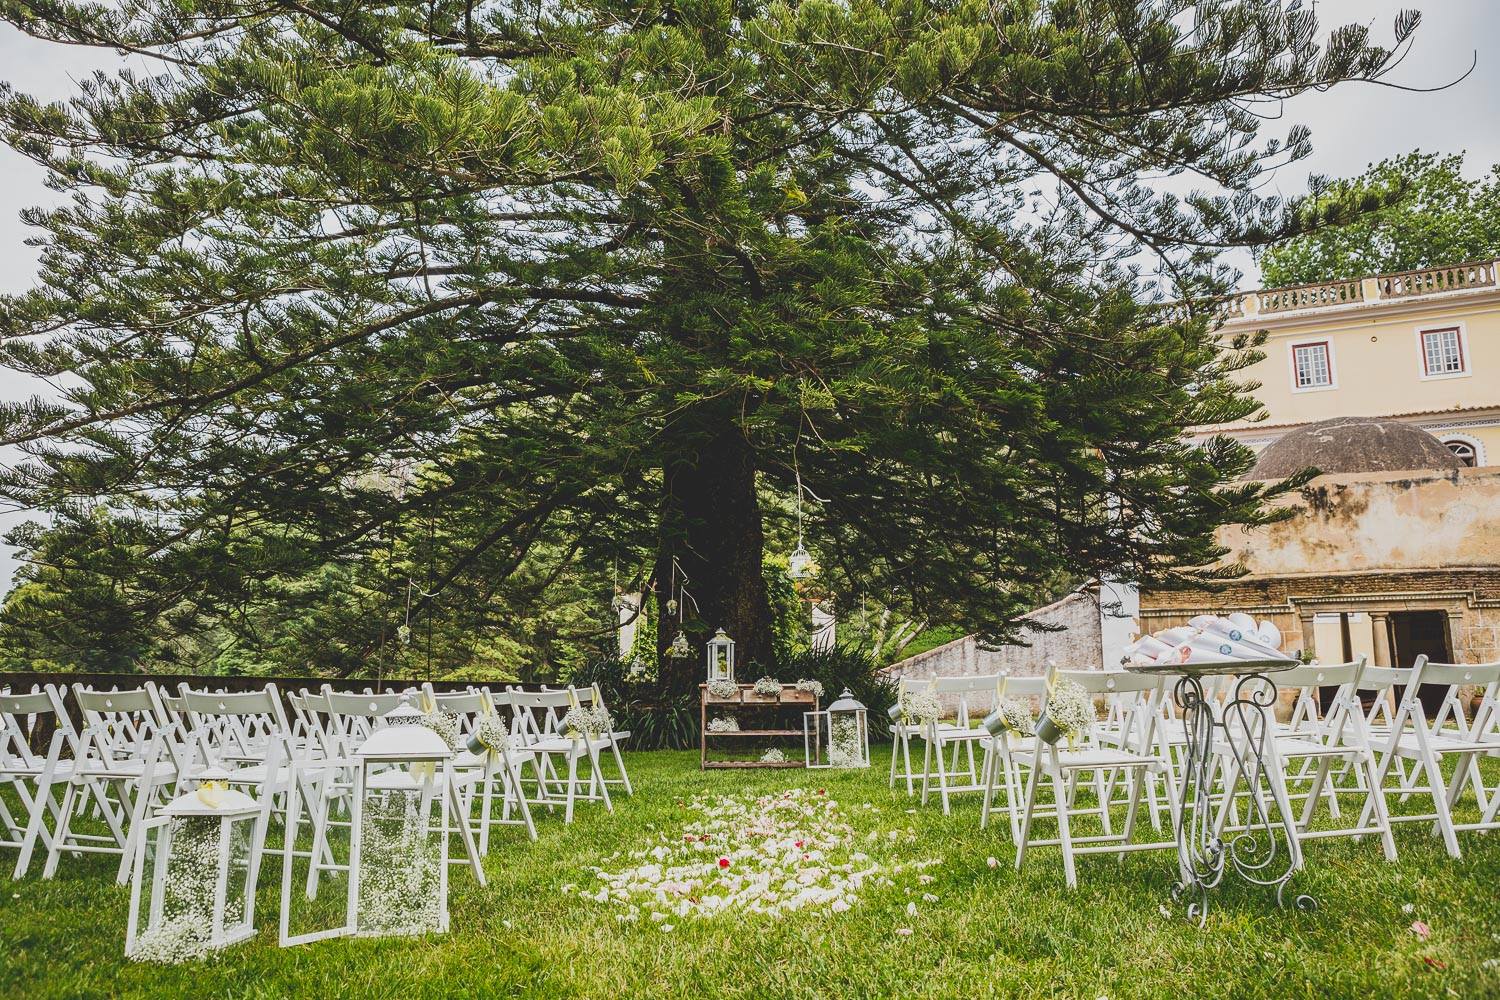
(990, 675), (1009, 731)
(411, 761), (437, 784)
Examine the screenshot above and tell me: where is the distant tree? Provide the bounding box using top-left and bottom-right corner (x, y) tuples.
(0, 2), (1421, 693)
(1259, 151), (1500, 286)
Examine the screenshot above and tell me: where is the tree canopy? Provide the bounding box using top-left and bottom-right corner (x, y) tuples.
(1260, 150), (1500, 287)
(0, 1), (1422, 686)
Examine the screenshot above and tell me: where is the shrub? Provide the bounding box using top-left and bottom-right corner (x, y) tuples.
(781, 645), (897, 741)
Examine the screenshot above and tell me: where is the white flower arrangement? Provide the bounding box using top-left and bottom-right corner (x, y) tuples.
(903, 691), (942, 726)
(997, 699), (1035, 737)
(752, 676), (782, 697)
(707, 715), (740, 733)
(467, 715), (510, 755)
(795, 678), (825, 699)
(759, 747), (786, 763)
(1040, 679), (1094, 743)
(419, 710), (463, 751)
(129, 816), (243, 964)
(562, 704), (614, 738)
(706, 678), (740, 700)
(829, 717), (866, 768)
(357, 789), (443, 936)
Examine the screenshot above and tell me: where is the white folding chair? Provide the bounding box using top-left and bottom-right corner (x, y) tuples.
(548, 684), (633, 798)
(41, 683), (183, 883)
(423, 684), (537, 845)
(1014, 668), (1177, 888)
(177, 684), (327, 884)
(1215, 659), (1396, 861)
(917, 675), (1006, 815)
(1360, 656), (1500, 858)
(887, 677), (928, 795)
(3, 685), (79, 879)
(978, 674), (1048, 840)
(502, 688), (612, 823)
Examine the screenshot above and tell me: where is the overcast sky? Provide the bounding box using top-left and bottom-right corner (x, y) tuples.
(1, 1), (1498, 586)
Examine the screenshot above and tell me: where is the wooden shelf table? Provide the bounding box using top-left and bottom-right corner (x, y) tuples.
(699, 683), (818, 769)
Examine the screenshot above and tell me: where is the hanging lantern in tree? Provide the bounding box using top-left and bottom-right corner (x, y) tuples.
(816, 689), (869, 769)
(126, 768), (264, 963)
(788, 543), (813, 580)
(706, 628), (736, 683)
(669, 631), (692, 659)
(279, 698), (485, 946)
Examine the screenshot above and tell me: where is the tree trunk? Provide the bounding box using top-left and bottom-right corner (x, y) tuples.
(655, 415), (773, 695)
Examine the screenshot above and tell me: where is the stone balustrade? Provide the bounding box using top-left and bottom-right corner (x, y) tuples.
(1227, 259), (1500, 319)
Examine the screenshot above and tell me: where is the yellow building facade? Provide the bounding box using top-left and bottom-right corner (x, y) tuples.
(1188, 261), (1500, 467)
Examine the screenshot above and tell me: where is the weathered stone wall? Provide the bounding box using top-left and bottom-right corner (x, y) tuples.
(1224, 467), (1500, 577)
(885, 589), (1104, 683)
(1141, 467), (1500, 665)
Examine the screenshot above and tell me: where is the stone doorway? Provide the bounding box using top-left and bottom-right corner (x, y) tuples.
(1390, 610), (1454, 716)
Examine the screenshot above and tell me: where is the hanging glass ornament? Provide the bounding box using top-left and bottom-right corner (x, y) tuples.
(666, 598), (678, 617)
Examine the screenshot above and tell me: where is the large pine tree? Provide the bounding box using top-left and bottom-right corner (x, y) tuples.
(0, 1), (1419, 687)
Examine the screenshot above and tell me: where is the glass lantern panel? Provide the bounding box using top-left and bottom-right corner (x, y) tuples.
(131, 816), (240, 962)
(828, 713), (867, 768)
(357, 786), (445, 936)
(222, 816), (256, 937)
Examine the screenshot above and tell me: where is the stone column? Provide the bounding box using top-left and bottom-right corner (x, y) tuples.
(1370, 611), (1392, 667)
(1298, 611), (1317, 660)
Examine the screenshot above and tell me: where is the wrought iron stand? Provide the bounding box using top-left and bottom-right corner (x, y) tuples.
(1151, 663), (1317, 925)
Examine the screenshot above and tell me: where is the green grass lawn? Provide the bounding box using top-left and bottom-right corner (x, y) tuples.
(4, 748), (1500, 999)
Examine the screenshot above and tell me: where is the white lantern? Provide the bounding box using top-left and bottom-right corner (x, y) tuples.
(126, 769), (263, 962)
(788, 543), (813, 580)
(279, 699), (485, 947)
(706, 628), (736, 683)
(828, 689), (869, 768)
(803, 689), (870, 769)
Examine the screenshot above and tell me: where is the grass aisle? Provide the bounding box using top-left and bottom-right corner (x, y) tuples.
(3, 749), (1499, 999)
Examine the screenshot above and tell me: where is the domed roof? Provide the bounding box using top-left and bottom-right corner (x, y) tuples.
(1247, 417), (1463, 480)
(1242, 413), (1464, 479)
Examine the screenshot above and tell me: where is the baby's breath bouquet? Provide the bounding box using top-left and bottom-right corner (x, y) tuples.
(419, 710), (463, 751)
(795, 678), (825, 699)
(759, 747), (786, 763)
(982, 699), (1036, 739)
(465, 715), (510, 755)
(752, 676), (782, 697)
(1037, 679), (1093, 747)
(707, 678), (739, 700)
(562, 704), (613, 739)
(903, 691), (942, 726)
(707, 715), (740, 733)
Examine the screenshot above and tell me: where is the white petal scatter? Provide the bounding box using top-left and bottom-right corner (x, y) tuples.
(571, 788), (940, 923)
